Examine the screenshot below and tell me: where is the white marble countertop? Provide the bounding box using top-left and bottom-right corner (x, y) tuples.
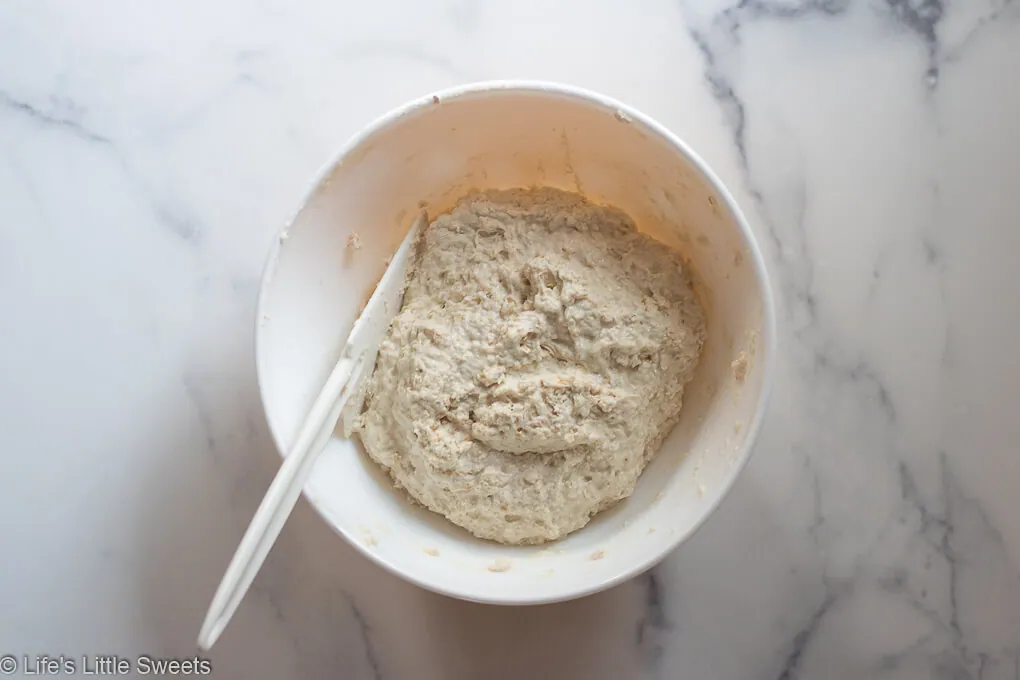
(2, 0), (1019, 678)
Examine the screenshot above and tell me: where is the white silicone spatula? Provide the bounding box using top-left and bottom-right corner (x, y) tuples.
(197, 212), (426, 651)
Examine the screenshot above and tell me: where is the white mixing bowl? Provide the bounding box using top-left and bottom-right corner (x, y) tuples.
(256, 81), (775, 604)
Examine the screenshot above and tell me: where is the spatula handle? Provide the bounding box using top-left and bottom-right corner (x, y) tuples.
(198, 355), (362, 650)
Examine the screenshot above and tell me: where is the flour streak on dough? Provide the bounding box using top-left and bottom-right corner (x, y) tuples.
(356, 188), (705, 545)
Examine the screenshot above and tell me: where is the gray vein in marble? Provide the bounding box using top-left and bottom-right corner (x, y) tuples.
(776, 591), (839, 680)
(686, 15), (822, 340)
(898, 462), (947, 552)
(818, 353), (898, 424)
(347, 595), (384, 680)
(111, 155), (207, 246)
(885, 0), (944, 84)
(262, 584), (288, 625)
(720, 0), (851, 30)
(182, 373), (217, 454)
(940, 455), (1018, 673)
(704, 0), (1019, 92)
(939, 458), (963, 653)
(684, 2), (923, 419)
(944, 0), (1019, 61)
(153, 201), (203, 243)
(680, 5), (1020, 676)
(687, 30), (749, 164)
(922, 235), (941, 266)
(0, 86), (208, 247)
(803, 453), (826, 547)
(0, 90), (110, 144)
(247, 578), (309, 667)
(689, 0), (962, 110)
(636, 569), (672, 668)
(877, 453), (1020, 677)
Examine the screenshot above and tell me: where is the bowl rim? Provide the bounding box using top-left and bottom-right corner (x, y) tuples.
(254, 79), (778, 605)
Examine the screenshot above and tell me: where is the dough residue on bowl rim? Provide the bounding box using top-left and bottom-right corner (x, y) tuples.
(488, 558), (512, 573)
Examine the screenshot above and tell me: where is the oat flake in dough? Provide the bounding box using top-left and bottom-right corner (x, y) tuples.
(355, 188), (705, 545)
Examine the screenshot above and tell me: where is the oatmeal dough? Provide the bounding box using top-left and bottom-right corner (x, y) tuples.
(355, 188), (705, 544)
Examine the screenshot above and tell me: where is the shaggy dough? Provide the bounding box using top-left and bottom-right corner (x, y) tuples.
(355, 188), (705, 544)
